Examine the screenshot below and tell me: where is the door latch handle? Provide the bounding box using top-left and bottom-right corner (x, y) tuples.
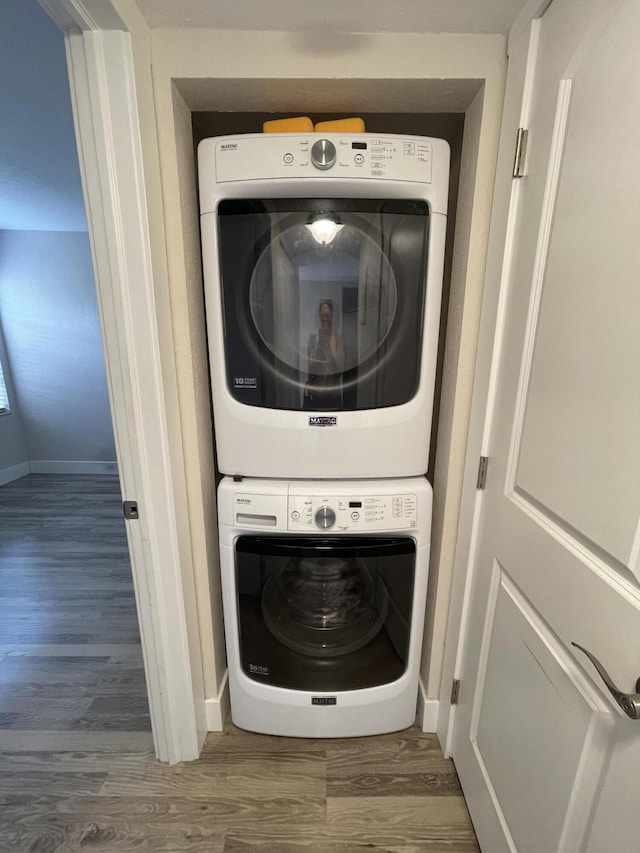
(572, 642), (640, 720)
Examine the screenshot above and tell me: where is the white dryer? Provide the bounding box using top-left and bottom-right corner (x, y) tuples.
(217, 476), (432, 738)
(198, 133), (450, 479)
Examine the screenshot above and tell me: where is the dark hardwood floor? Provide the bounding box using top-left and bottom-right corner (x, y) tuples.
(0, 474), (479, 852)
(0, 474), (150, 735)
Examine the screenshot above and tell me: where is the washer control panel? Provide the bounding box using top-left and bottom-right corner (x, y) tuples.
(288, 493), (417, 531)
(215, 135), (433, 184)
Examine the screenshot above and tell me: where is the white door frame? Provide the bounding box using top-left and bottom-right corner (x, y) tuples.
(438, 0), (551, 750)
(38, 0), (205, 763)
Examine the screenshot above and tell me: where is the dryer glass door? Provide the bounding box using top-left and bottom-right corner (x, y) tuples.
(234, 535), (416, 691)
(217, 199), (430, 411)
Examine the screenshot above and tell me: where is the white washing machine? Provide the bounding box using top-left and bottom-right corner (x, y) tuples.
(217, 476), (432, 738)
(198, 133), (450, 479)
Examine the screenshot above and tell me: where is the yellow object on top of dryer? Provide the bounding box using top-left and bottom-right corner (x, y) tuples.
(314, 118), (366, 133)
(262, 116), (314, 133)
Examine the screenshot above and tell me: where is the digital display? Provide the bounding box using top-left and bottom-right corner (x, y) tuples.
(351, 142), (367, 150)
(349, 501), (362, 508)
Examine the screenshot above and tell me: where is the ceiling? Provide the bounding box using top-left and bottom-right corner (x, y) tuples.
(0, 0), (531, 233)
(135, 0), (531, 34)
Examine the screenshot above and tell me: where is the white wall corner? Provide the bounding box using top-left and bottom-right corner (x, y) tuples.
(205, 669), (230, 732)
(0, 461), (31, 487)
(417, 679), (440, 733)
(508, 0), (553, 55)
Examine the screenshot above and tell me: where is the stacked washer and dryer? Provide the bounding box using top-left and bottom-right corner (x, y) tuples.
(198, 132), (450, 737)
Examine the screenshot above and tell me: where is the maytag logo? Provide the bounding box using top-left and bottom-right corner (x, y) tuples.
(312, 697), (337, 706)
(308, 416), (338, 427)
(220, 143), (237, 150)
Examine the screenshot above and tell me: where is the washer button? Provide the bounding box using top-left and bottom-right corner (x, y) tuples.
(315, 505), (336, 529)
(354, 153), (365, 165)
(283, 152), (294, 164)
(351, 511), (360, 520)
(291, 510), (300, 520)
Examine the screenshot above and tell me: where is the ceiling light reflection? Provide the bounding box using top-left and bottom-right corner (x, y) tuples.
(306, 218), (344, 245)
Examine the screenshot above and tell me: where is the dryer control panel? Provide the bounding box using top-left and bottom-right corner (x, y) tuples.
(288, 492), (418, 531)
(214, 134), (433, 184)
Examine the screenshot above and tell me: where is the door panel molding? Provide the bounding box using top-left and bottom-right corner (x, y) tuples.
(506, 80), (572, 495)
(472, 569), (614, 853)
(513, 5), (640, 567)
(509, 489), (640, 595)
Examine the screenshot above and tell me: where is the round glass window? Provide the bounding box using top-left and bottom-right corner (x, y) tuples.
(248, 216), (398, 376)
(261, 555), (388, 658)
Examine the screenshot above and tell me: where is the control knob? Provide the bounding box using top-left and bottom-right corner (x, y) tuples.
(314, 505), (336, 529)
(311, 139), (337, 171)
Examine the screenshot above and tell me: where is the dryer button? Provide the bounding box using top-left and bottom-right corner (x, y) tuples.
(311, 139), (337, 171)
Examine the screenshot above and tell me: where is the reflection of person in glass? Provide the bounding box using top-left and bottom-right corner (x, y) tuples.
(304, 300), (345, 409)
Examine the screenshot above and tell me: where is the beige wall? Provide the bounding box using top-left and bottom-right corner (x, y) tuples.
(121, 19), (508, 719)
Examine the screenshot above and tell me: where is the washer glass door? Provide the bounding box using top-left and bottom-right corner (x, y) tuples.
(217, 199), (430, 411)
(234, 535), (416, 691)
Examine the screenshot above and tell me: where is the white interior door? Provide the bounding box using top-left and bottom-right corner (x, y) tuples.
(452, 0), (640, 849)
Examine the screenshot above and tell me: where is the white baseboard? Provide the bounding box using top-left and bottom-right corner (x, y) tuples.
(28, 460), (119, 475)
(205, 670), (230, 731)
(0, 461), (31, 486)
(417, 679), (440, 732)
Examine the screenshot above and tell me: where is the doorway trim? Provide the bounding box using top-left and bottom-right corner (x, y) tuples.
(40, 0), (206, 763)
(437, 0), (552, 752)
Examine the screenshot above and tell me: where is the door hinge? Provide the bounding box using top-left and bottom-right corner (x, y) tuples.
(451, 678), (460, 705)
(513, 127), (528, 178)
(476, 456), (489, 490)
(123, 500), (139, 520)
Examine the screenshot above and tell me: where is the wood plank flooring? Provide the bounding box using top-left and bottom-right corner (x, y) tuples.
(0, 474), (480, 852)
(0, 474), (150, 734)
